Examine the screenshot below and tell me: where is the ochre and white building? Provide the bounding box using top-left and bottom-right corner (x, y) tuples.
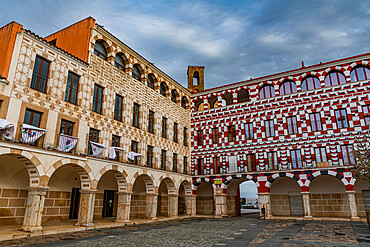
(0, 17), (194, 232)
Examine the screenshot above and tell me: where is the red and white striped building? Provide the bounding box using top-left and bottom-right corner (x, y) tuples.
(189, 53), (370, 221)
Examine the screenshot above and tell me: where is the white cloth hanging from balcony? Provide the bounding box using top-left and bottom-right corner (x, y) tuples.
(228, 155), (238, 173)
(90, 141), (105, 157)
(0, 119), (14, 139)
(108, 147), (125, 160)
(21, 124), (46, 143)
(128, 151), (142, 161)
(57, 134), (78, 152)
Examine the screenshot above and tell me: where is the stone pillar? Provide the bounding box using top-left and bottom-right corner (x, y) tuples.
(258, 193), (271, 219)
(168, 194), (179, 217)
(146, 193), (158, 219)
(214, 194), (227, 218)
(302, 192), (312, 220)
(116, 192), (132, 223)
(185, 195), (196, 215)
(20, 186), (48, 232)
(78, 190), (97, 227)
(347, 191), (360, 221)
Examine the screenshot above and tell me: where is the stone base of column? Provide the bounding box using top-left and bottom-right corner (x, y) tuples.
(77, 222), (95, 227)
(351, 216), (361, 221)
(304, 216), (313, 220)
(115, 219), (131, 223)
(19, 225), (43, 232)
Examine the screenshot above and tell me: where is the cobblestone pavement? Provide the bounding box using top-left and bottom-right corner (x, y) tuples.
(1, 216), (369, 247)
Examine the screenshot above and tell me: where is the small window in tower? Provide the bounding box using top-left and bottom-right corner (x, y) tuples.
(193, 71), (199, 85)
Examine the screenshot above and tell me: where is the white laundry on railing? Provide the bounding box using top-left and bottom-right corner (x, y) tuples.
(21, 124), (46, 143)
(108, 146), (125, 160)
(0, 119), (14, 139)
(90, 141), (105, 157)
(57, 134), (78, 152)
(128, 151), (142, 161)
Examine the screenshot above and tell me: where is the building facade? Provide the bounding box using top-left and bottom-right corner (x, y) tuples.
(0, 18), (195, 232)
(190, 53), (370, 221)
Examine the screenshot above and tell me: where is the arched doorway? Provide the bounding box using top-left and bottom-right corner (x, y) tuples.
(45, 163), (90, 223)
(130, 174), (155, 219)
(225, 178), (258, 216)
(178, 180), (191, 215)
(270, 177), (302, 216)
(196, 182), (214, 215)
(0, 153), (40, 226)
(354, 179), (370, 219)
(239, 180), (258, 215)
(95, 172), (118, 220)
(309, 175), (350, 218)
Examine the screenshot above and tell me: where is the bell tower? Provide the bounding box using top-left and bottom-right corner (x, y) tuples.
(187, 65), (204, 92)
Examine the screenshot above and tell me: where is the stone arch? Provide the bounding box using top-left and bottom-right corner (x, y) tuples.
(222, 174), (259, 189)
(132, 172), (155, 193)
(237, 89), (250, 103)
(178, 179), (192, 196)
(158, 176), (177, 194)
(305, 170), (348, 188)
(132, 63), (144, 80)
(160, 81), (168, 97)
(181, 96), (189, 109)
(115, 52), (129, 69)
(265, 172), (303, 188)
(92, 38), (113, 57)
(192, 177), (216, 190)
(222, 92), (233, 106)
(46, 159), (92, 189)
(194, 98), (204, 111)
(95, 165), (129, 192)
(208, 95), (218, 109)
(171, 89), (179, 103)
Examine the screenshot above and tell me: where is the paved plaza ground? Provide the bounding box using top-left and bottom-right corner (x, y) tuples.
(1, 214), (369, 247)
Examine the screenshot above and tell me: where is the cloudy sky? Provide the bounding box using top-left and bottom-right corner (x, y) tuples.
(1, 0), (369, 89)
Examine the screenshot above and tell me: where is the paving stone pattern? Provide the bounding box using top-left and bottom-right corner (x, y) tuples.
(1, 217), (369, 247)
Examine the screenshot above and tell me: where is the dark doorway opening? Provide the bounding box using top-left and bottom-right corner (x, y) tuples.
(69, 187), (80, 219)
(102, 190), (115, 218)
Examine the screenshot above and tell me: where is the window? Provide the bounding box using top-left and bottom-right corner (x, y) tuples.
(60, 119), (74, 136)
(350, 66), (370, 82)
(324, 71), (346, 87)
(114, 94), (124, 121)
(265, 120), (275, 137)
(92, 84), (103, 114)
(290, 149), (302, 169)
(162, 117), (167, 138)
(94, 41), (107, 60)
(227, 125), (236, 142)
(363, 105), (370, 125)
(147, 145), (153, 167)
(161, 150), (166, 170)
(173, 153), (178, 172)
(301, 76), (321, 91)
(131, 141), (139, 165)
(183, 127), (188, 146)
(197, 130), (203, 145)
(267, 152), (278, 170)
(160, 82), (167, 96)
(315, 147), (327, 163)
(24, 109), (42, 127)
(171, 90), (178, 103)
(132, 64), (141, 80)
(88, 128), (99, 155)
(246, 154), (257, 172)
(259, 85), (275, 99)
(173, 122), (178, 143)
(112, 135), (121, 161)
(132, 103), (140, 128)
(287, 116), (298, 134)
(148, 110), (154, 134)
(341, 145), (355, 165)
(335, 109), (348, 128)
(279, 81), (297, 95)
(65, 71), (79, 104)
(213, 157), (220, 174)
(30, 56), (50, 93)
(310, 113), (322, 132)
(197, 158), (204, 175)
(245, 123), (253, 140)
(183, 156), (188, 174)
(114, 55), (125, 71)
(212, 127), (219, 144)
(147, 74), (155, 89)
(181, 97), (188, 109)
